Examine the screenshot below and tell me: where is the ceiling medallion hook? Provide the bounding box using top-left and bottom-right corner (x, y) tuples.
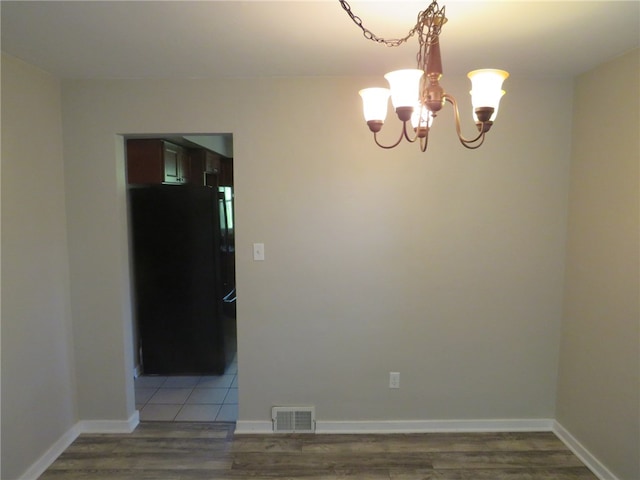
(339, 0), (509, 153)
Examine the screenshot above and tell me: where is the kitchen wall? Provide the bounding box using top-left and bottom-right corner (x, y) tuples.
(556, 48), (640, 480)
(59, 72), (572, 425)
(1, 54), (77, 480)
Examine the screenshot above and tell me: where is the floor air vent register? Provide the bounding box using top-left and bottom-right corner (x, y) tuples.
(271, 406), (316, 433)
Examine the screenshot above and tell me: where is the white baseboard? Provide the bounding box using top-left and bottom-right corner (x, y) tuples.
(18, 424), (82, 480)
(235, 418), (554, 435)
(316, 418), (554, 434)
(78, 410), (140, 434)
(18, 411), (140, 480)
(235, 420), (273, 434)
(553, 421), (620, 480)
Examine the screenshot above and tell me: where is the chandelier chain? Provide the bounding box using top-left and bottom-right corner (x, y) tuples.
(338, 0), (446, 72)
(338, 0), (418, 47)
(415, 2), (446, 73)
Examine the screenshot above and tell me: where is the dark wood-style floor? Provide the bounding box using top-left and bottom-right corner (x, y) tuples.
(39, 422), (598, 479)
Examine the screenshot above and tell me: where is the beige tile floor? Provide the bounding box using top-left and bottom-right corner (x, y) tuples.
(135, 358), (238, 422)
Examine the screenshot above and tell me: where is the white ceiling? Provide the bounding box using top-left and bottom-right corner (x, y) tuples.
(1, 1), (638, 80)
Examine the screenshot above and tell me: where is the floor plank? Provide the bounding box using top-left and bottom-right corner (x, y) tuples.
(38, 423), (598, 480)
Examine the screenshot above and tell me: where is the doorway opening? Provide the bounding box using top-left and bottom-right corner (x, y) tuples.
(124, 133), (237, 422)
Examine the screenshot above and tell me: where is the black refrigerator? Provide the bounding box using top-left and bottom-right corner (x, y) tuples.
(129, 184), (230, 375)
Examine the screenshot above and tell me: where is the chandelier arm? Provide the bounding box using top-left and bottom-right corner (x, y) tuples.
(444, 94), (487, 149)
(402, 122), (423, 144)
(373, 121), (424, 149)
(373, 126), (407, 149)
(419, 129), (430, 152)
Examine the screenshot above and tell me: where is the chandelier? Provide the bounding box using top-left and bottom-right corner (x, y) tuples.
(340, 0), (509, 152)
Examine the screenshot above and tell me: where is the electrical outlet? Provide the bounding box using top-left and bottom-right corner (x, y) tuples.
(389, 372), (400, 389)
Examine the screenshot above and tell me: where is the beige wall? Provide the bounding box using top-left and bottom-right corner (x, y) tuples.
(1, 54), (77, 479)
(556, 49), (640, 480)
(59, 73), (572, 423)
(3, 40), (638, 480)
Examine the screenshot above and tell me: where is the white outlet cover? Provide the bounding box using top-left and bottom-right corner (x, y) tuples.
(389, 372), (400, 389)
(253, 243), (265, 261)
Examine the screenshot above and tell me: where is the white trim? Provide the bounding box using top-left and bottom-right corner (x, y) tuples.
(235, 420), (273, 434)
(18, 411), (140, 480)
(315, 419), (554, 434)
(235, 418), (554, 435)
(18, 424), (82, 480)
(77, 411), (140, 434)
(553, 421), (620, 480)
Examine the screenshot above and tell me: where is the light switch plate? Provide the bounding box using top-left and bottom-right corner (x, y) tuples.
(253, 243), (265, 261)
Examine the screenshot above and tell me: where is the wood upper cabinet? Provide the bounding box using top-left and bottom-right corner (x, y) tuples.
(126, 139), (190, 185)
(162, 142), (190, 184)
(190, 149), (221, 187)
(219, 157), (233, 187)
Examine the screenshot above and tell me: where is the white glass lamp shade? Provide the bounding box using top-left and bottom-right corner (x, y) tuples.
(384, 69), (424, 109)
(468, 69), (509, 121)
(359, 88), (391, 122)
(410, 104), (434, 129)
